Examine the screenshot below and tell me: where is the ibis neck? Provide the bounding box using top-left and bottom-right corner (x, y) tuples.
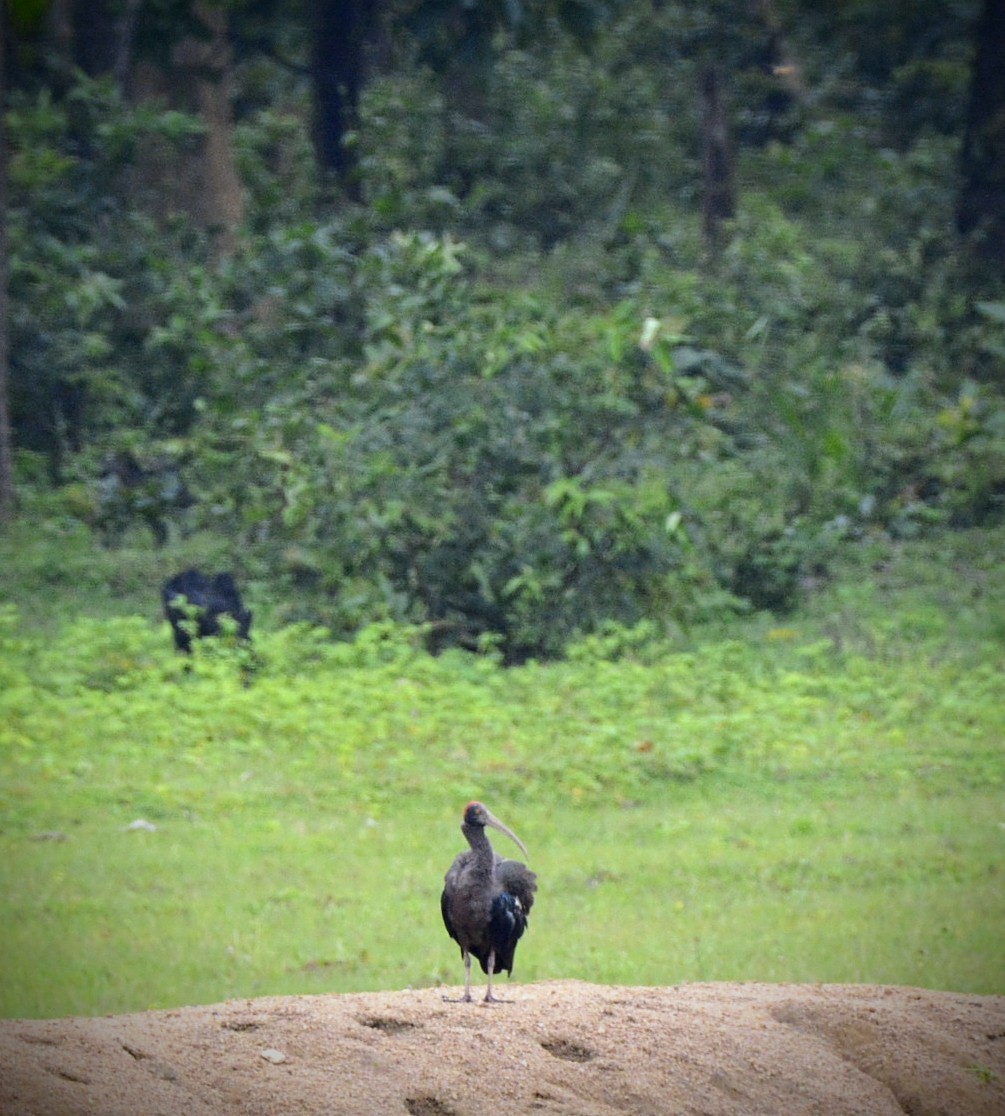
(462, 823), (494, 866)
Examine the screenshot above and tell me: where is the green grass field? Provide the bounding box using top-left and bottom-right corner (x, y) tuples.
(1, 527), (1003, 1018)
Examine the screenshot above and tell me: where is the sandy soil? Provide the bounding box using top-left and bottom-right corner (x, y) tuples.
(1, 981), (1003, 1116)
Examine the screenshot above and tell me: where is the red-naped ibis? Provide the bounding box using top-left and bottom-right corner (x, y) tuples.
(441, 801), (537, 1003)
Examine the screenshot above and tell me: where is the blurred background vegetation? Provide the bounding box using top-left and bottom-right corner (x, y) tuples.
(2, 0), (1004, 661)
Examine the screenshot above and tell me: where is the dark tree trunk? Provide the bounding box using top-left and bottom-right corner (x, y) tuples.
(46, 0), (139, 90)
(700, 64), (736, 251)
(69, 0), (120, 76)
(113, 0), (143, 89)
(0, 2), (14, 524)
(746, 0), (804, 145)
(957, 0), (1005, 260)
(167, 3), (245, 251)
(311, 0), (379, 200)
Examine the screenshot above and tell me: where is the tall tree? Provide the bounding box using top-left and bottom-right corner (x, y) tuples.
(0, 0), (14, 525)
(305, 0), (615, 199)
(311, 0), (380, 200)
(957, 0), (1005, 260)
(700, 62), (735, 251)
(45, 0), (246, 246)
(167, 2), (245, 247)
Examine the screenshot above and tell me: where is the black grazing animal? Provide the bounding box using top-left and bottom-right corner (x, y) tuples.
(441, 801), (537, 1003)
(162, 569), (252, 654)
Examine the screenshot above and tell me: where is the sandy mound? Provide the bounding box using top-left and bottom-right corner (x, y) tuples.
(1, 981), (1002, 1115)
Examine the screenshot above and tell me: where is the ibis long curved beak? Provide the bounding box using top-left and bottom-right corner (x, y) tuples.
(483, 807), (529, 860)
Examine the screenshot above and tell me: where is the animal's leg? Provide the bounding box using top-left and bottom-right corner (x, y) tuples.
(442, 950), (474, 1003)
(482, 950), (508, 1003)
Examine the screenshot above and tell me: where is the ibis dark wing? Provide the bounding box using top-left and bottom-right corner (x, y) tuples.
(496, 858), (537, 915)
(441, 850), (472, 951)
(441, 886), (456, 944)
(485, 891), (528, 974)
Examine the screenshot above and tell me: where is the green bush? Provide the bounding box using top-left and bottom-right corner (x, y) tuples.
(7, 76), (212, 478)
(8, 14), (1005, 659)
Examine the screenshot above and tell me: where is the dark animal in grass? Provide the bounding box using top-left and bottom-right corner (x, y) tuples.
(441, 801), (537, 1003)
(162, 569), (252, 654)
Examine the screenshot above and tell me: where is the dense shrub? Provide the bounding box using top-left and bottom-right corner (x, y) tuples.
(7, 7), (1005, 656)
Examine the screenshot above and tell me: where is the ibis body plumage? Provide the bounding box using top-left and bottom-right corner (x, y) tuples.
(441, 801), (537, 1002)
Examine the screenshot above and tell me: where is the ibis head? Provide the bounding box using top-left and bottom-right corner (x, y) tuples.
(463, 800), (529, 859)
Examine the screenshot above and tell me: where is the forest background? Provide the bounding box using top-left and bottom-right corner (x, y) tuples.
(1, 0), (1004, 657)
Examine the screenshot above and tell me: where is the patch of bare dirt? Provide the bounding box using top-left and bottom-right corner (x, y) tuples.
(1, 981), (1002, 1115)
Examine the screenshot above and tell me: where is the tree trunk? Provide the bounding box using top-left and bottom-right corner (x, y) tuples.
(48, 0), (244, 249)
(0, 2), (15, 525)
(700, 64), (736, 252)
(47, 0), (132, 87)
(311, 0), (379, 200)
(752, 0), (805, 100)
(164, 3), (245, 251)
(957, 0), (1005, 261)
(745, 0), (805, 144)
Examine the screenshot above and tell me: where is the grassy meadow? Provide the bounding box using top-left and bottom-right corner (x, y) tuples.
(1, 524), (1003, 1019)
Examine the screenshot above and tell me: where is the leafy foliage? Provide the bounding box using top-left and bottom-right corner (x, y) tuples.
(0, 531), (1003, 1014)
(7, 74), (211, 476)
(6, 0), (1005, 657)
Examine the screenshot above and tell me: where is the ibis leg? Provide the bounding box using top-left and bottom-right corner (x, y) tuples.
(483, 950), (507, 1003)
(443, 950), (474, 1003)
